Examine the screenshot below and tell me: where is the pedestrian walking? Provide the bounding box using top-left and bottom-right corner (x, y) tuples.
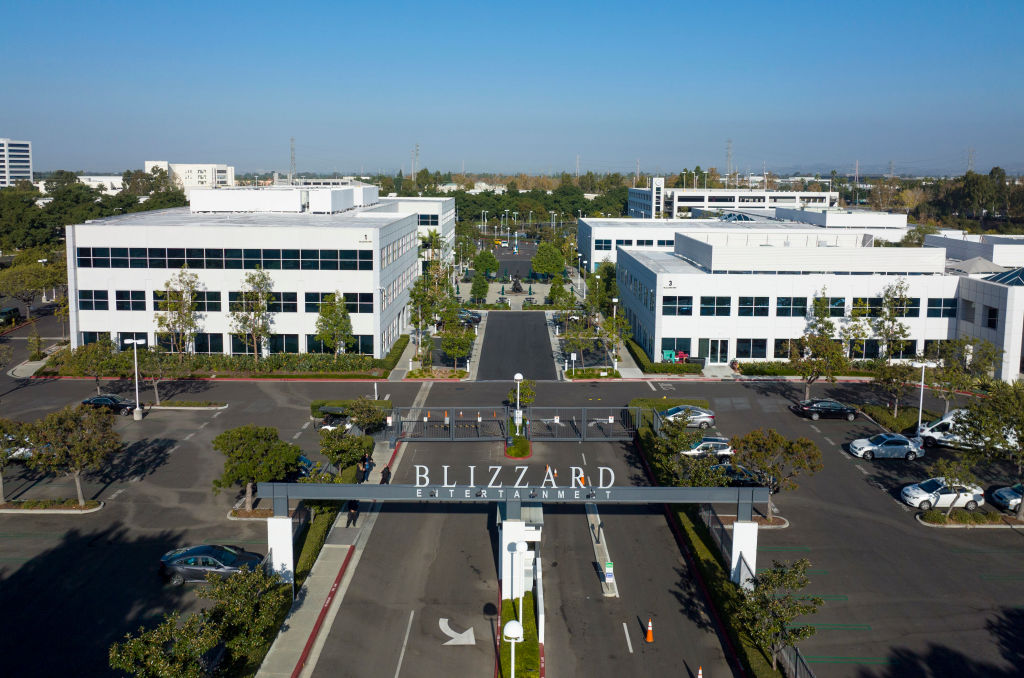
(379, 465), (392, 485)
(356, 458), (367, 484)
(346, 500), (359, 527)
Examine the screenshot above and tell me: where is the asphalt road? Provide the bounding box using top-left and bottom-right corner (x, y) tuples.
(494, 240), (539, 280)
(475, 311), (557, 382)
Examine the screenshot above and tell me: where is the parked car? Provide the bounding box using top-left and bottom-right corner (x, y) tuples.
(711, 463), (775, 491)
(791, 399), (857, 421)
(523, 297), (537, 306)
(1, 434), (35, 461)
(658, 405), (715, 429)
(457, 309), (482, 324)
(990, 483), (1023, 513)
(0, 307), (23, 325)
(901, 477), (985, 511)
(848, 433), (923, 461)
(160, 544), (264, 585)
(681, 436), (733, 457)
(497, 296), (509, 305)
(917, 409), (969, 448)
(81, 393), (137, 415)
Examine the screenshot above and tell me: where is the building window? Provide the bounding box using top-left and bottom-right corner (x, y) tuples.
(345, 293), (374, 314)
(636, 240), (653, 246)
(896, 298), (920, 318)
(110, 248), (129, 268)
(268, 292), (297, 313)
(78, 290), (108, 311)
(736, 339), (767, 359)
(195, 291), (221, 312)
(115, 290), (145, 311)
(594, 239), (612, 251)
(985, 305), (999, 330)
(960, 299), (976, 324)
(927, 298), (957, 318)
(662, 296), (693, 316)
(269, 334), (299, 354)
(923, 339), (947, 357)
(230, 334), (260, 355)
(306, 335), (329, 353)
(852, 297), (882, 318)
(738, 297), (769, 317)
(890, 340), (918, 360)
(349, 335), (374, 355)
(661, 337), (691, 357)
(82, 331), (110, 345)
(615, 239), (633, 246)
(194, 333), (223, 354)
(699, 296), (730, 316)
(417, 214), (440, 226)
(305, 292), (328, 313)
(776, 297), (808, 317)
(849, 338), (880, 360)
(816, 297), (845, 317)
(118, 332), (147, 351)
(774, 339), (797, 359)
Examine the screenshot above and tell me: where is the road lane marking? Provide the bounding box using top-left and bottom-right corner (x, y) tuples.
(109, 489), (125, 499)
(622, 622), (633, 653)
(646, 381), (656, 391)
(199, 421), (209, 429)
(581, 452), (587, 465)
(184, 432), (195, 440)
(292, 431), (302, 440)
(212, 411), (222, 418)
(810, 425), (821, 433)
(823, 437), (835, 445)
(759, 546), (810, 552)
(855, 465), (868, 475)
(384, 393), (391, 401)
(394, 610), (415, 678)
(301, 421), (311, 430)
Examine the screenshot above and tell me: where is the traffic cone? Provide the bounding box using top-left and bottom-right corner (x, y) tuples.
(697, 667), (702, 678)
(645, 618), (653, 643)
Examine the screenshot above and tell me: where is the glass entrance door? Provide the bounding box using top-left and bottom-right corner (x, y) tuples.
(709, 339), (728, 363)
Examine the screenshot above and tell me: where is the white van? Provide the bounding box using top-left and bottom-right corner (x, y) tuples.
(917, 410), (969, 448)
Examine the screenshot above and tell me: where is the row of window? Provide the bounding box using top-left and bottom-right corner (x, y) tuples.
(79, 290), (374, 314)
(417, 214), (440, 226)
(661, 295), (958, 318)
(594, 238), (674, 251)
(85, 331), (375, 355)
(660, 337), (931, 361)
(76, 247), (373, 271)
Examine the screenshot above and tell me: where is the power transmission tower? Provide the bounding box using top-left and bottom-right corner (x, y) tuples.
(854, 160), (859, 206)
(889, 159), (894, 179)
(289, 137), (296, 185)
(576, 154), (580, 184)
(967, 148), (975, 173)
(634, 159), (639, 187)
(726, 139), (733, 188)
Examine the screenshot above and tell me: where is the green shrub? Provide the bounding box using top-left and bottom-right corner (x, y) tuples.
(159, 400), (224, 407)
(499, 593), (540, 677)
(380, 334), (410, 372)
(310, 398), (392, 418)
(921, 509), (947, 524)
(625, 338), (703, 374)
(293, 501), (342, 590)
(861, 404), (941, 433)
(566, 368), (620, 379)
(506, 435), (531, 458)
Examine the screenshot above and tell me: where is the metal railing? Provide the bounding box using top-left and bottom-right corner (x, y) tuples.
(698, 503), (732, 563)
(526, 406), (639, 441)
(778, 644), (817, 678)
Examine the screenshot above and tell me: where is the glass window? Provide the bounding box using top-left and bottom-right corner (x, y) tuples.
(776, 297), (807, 317)
(167, 248), (185, 268)
(661, 338), (691, 356)
(269, 334), (299, 354)
(927, 298), (957, 318)
(186, 248), (205, 269)
(816, 297), (845, 317)
(260, 249), (281, 270)
(195, 291), (221, 312)
(985, 305), (999, 330)
(774, 339), (797, 359)
(849, 338), (880, 360)
(657, 239), (673, 246)
(268, 292), (297, 313)
(344, 292), (374, 314)
(130, 248), (147, 268)
(147, 248), (166, 268)
(78, 290), (108, 311)
(636, 239), (653, 246)
(662, 296), (693, 316)
(595, 239), (612, 251)
(348, 335), (374, 355)
(110, 247), (129, 268)
(736, 339), (767, 359)
(76, 247), (92, 268)
(890, 340), (917, 360)
(282, 249), (300, 270)
(243, 249), (262, 270)
(204, 249), (224, 269)
(301, 250), (319, 271)
(960, 299), (976, 323)
(224, 249), (243, 269)
(118, 332), (147, 351)
(852, 297), (882, 317)
(897, 298), (920, 318)
(90, 247), (110, 267)
(82, 331), (110, 345)
(305, 292), (326, 313)
(230, 334), (259, 355)
(738, 297), (769, 317)
(306, 335), (329, 353)
(699, 296), (730, 316)
(194, 333), (223, 354)
(319, 250), (339, 271)
(114, 290), (145, 311)
(615, 239), (633, 246)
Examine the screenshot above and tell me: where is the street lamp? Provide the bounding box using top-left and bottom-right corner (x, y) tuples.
(611, 298), (619, 371)
(912, 360), (938, 434)
(503, 619), (523, 678)
(514, 372), (523, 434)
(124, 338), (146, 421)
(582, 261), (588, 300)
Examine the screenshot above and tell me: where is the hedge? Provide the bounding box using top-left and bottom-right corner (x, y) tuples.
(861, 404), (940, 433)
(498, 593), (540, 677)
(736, 360), (875, 377)
(565, 368), (620, 379)
(380, 334), (410, 372)
(309, 398), (393, 417)
(921, 508), (1004, 524)
(625, 338), (703, 374)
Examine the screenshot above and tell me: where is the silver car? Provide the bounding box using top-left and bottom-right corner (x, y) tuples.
(849, 433), (923, 461)
(658, 405), (715, 429)
(681, 436), (734, 457)
(901, 477), (985, 511)
(991, 483), (1022, 513)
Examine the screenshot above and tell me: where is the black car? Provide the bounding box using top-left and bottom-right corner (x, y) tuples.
(81, 393), (137, 415)
(457, 309), (482, 324)
(791, 398), (857, 421)
(160, 544), (264, 585)
(711, 463), (776, 492)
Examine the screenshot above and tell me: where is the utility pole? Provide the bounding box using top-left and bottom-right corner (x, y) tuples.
(854, 160), (859, 207)
(889, 159), (894, 179)
(967, 147), (975, 173)
(634, 159), (639, 188)
(576, 154), (580, 185)
(289, 137), (296, 185)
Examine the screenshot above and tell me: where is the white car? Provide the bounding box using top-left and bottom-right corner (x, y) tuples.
(681, 436), (734, 457)
(901, 477), (985, 511)
(991, 483), (1022, 513)
(2, 435), (34, 461)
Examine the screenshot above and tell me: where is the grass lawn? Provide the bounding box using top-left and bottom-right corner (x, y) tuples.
(498, 593), (540, 678)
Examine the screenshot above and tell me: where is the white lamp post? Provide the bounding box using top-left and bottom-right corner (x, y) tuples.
(503, 619), (523, 678)
(912, 360), (938, 434)
(611, 297), (619, 371)
(514, 540), (527, 621)
(124, 338), (146, 421)
(514, 372), (523, 434)
(582, 261), (588, 300)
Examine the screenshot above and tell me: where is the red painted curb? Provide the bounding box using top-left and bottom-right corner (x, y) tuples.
(29, 375), (387, 383)
(538, 642), (545, 678)
(0, 318), (37, 336)
(503, 440), (533, 459)
(291, 544), (355, 678)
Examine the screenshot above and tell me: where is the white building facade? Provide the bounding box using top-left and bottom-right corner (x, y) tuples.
(0, 138), (32, 187)
(65, 187), (422, 359)
(145, 160), (235, 195)
(627, 180), (839, 218)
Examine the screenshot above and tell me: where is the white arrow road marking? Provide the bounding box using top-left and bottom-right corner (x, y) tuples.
(439, 618), (476, 645)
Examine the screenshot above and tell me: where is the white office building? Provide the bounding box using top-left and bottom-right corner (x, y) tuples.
(145, 160), (235, 195)
(0, 138), (33, 187)
(627, 177), (839, 218)
(616, 226), (1024, 382)
(35, 175), (124, 195)
(65, 186), (427, 359)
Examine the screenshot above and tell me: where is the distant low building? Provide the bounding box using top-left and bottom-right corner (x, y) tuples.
(145, 160), (235, 196)
(628, 177), (839, 218)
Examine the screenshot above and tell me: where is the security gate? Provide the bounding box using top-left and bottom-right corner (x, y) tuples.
(526, 407), (640, 442)
(391, 406), (509, 443)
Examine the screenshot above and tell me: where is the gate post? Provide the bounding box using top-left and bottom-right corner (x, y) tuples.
(731, 488), (758, 589)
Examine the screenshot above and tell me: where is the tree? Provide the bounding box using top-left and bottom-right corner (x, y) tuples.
(507, 378), (536, 408)
(730, 429), (823, 517)
(198, 566), (287, 656)
(960, 381), (1024, 520)
(470, 271), (489, 302)
(229, 268), (274, 360)
(790, 293), (849, 400)
(314, 291), (354, 355)
(0, 262), (49, 320)
(0, 418), (26, 504)
(871, 360), (916, 417)
(212, 425), (301, 512)
(440, 315), (474, 371)
(873, 279), (913, 363)
(530, 242), (564, 280)
(346, 396), (387, 432)
(28, 405), (121, 506)
(77, 337), (118, 395)
(670, 454), (729, 488)
(138, 347), (187, 406)
(736, 558), (823, 671)
(109, 610), (220, 678)
(319, 429), (373, 471)
(925, 338), (1000, 414)
(473, 250), (499, 277)
(54, 292), (69, 340)
(563, 318), (596, 370)
(155, 266), (201, 359)
(930, 457), (980, 517)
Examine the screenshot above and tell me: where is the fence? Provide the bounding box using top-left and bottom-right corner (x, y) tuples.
(526, 406), (639, 442)
(698, 503), (732, 564)
(391, 406), (509, 442)
(778, 645), (816, 678)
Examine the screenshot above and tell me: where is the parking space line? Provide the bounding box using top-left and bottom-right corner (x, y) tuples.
(622, 622), (633, 653)
(184, 432), (195, 440)
(292, 431), (302, 440)
(169, 445), (179, 453)
(581, 452), (587, 465)
(199, 421), (209, 429)
(384, 393), (391, 401)
(646, 381), (656, 391)
(109, 489), (125, 499)
(810, 425), (821, 433)
(855, 465), (868, 475)
(301, 421), (311, 430)
(823, 436), (835, 445)
(393, 610), (415, 678)
(212, 411), (222, 418)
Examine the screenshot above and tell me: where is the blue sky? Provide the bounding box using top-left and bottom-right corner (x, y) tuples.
(3, 0), (1023, 176)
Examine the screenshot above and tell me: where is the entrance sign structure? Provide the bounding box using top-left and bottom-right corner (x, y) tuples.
(258, 481), (767, 591)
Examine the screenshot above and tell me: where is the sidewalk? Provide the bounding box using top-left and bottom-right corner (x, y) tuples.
(387, 336), (419, 381)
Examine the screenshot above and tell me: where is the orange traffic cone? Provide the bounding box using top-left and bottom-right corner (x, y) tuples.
(645, 618), (653, 643)
(697, 667), (703, 678)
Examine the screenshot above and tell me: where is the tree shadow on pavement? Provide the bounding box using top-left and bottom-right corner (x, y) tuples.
(0, 524), (190, 677)
(668, 564), (714, 632)
(87, 436), (176, 497)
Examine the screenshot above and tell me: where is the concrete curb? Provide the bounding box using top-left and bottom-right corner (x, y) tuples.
(721, 515), (790, 530)
(30, 375), (387, 383)
(0, 501), (104, 515)
(150, 403), (229, 411)
(914, 513), (1021, 529)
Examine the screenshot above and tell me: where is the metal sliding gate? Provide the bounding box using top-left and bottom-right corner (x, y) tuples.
(391, 406), (509, 443)
(526, 406), (640, 442)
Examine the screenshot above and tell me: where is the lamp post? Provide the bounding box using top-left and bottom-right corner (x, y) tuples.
(514, 372), (523, 435)
(482, 210), (488, 234)
(913, 360), (937, 435)
(582, 261), (587, 300)
(503, 619), (523, 678)
(125, 338), (146, 421)
(513, 540), (527, 622)
(611, 297), (619, 371)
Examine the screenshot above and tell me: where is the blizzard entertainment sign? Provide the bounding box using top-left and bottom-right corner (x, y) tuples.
(413, 464), (616, 500)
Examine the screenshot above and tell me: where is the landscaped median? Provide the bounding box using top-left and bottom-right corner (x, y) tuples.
(499, 592), (540, 678)
(0, 498), (103, 514)
(630, 397), (784, 678)
(563, 367), (620, 380)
